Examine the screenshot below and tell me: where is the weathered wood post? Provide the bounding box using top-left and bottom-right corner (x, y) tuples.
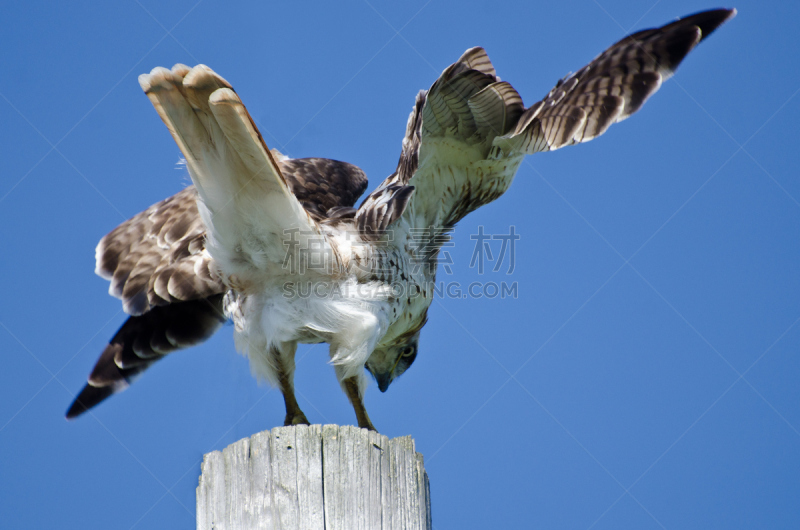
(197, 424), (431, 529)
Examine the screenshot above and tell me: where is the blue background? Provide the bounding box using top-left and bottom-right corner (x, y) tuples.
(2, 1), (798, 528)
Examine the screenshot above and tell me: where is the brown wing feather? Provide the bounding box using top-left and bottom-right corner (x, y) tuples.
(66, 295), (226, 419)
(357, 9), (734, 242)
(96, 158), (369, 317)
(72, 156), (369, 418)
(281, 158), (368, 219)
(497, 8), (736, 154)
(96, 186), (223, 316)
(356, 47), (523, 236)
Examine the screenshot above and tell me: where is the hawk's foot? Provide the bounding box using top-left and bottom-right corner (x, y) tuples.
(359, 417), (378, 432)
(284, 410), (310, 426)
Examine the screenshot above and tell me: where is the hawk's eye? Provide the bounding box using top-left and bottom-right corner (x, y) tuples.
(401, 346), (415, 357)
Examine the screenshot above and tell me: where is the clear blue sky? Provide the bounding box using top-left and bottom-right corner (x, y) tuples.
(2, 1), (798, 528)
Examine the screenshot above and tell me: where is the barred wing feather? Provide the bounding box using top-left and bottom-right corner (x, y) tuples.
(358, 9), (735, 238)
(495, 8), (737, 154)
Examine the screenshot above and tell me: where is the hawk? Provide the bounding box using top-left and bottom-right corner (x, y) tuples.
(67, 9), (735, 431)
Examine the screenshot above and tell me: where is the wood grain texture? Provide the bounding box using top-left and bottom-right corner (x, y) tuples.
(197, 425), (431, 530)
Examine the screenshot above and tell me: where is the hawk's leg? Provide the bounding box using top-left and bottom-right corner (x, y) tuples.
(269, 343), (309, 426)
(343, 376), (376, 432)
(329, 315), (382, 431)
(280, 374), (309, 426)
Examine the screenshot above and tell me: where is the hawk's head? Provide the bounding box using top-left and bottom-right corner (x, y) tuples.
(364, 332), (420, 392)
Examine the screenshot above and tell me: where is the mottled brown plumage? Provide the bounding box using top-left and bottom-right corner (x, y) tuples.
(69, 158), (368, 418)
(95, 158), (368, 317)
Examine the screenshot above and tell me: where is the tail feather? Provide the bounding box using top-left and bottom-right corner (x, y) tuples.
(139, 65), (322, 275)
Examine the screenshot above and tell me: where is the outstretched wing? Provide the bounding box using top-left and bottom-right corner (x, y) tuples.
(495, 8), (737, 154)
(358, 8), (735, 237)
(97, 160), (367, 317)
(71, 184), (227, 419)
(70, 156), (366, 419)
(138, 64), (324, 279)
(355, 46), (519, 238)
(72, 154), (367, 419)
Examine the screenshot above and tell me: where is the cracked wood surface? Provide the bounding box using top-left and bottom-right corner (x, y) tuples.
(197, 425), (431, 530)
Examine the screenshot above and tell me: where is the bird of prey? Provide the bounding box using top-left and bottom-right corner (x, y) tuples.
(67, 9), (735, 431)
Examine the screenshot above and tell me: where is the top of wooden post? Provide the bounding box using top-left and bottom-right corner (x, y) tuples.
(197, 424), (431, 530)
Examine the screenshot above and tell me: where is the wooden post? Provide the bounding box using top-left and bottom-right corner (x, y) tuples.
(197, 424), (432, 530)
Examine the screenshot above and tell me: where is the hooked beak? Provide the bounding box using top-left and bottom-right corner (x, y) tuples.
(375, 373), (392, 393)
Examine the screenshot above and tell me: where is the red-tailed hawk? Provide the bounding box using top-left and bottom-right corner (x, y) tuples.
(67, 9), (735, 431)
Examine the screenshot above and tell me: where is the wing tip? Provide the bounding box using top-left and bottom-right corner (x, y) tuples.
(696, 8), (737, 40)
(65, 383), (115, 420)
(457, 46), (496, 77)
(677, 8), (736, 44)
